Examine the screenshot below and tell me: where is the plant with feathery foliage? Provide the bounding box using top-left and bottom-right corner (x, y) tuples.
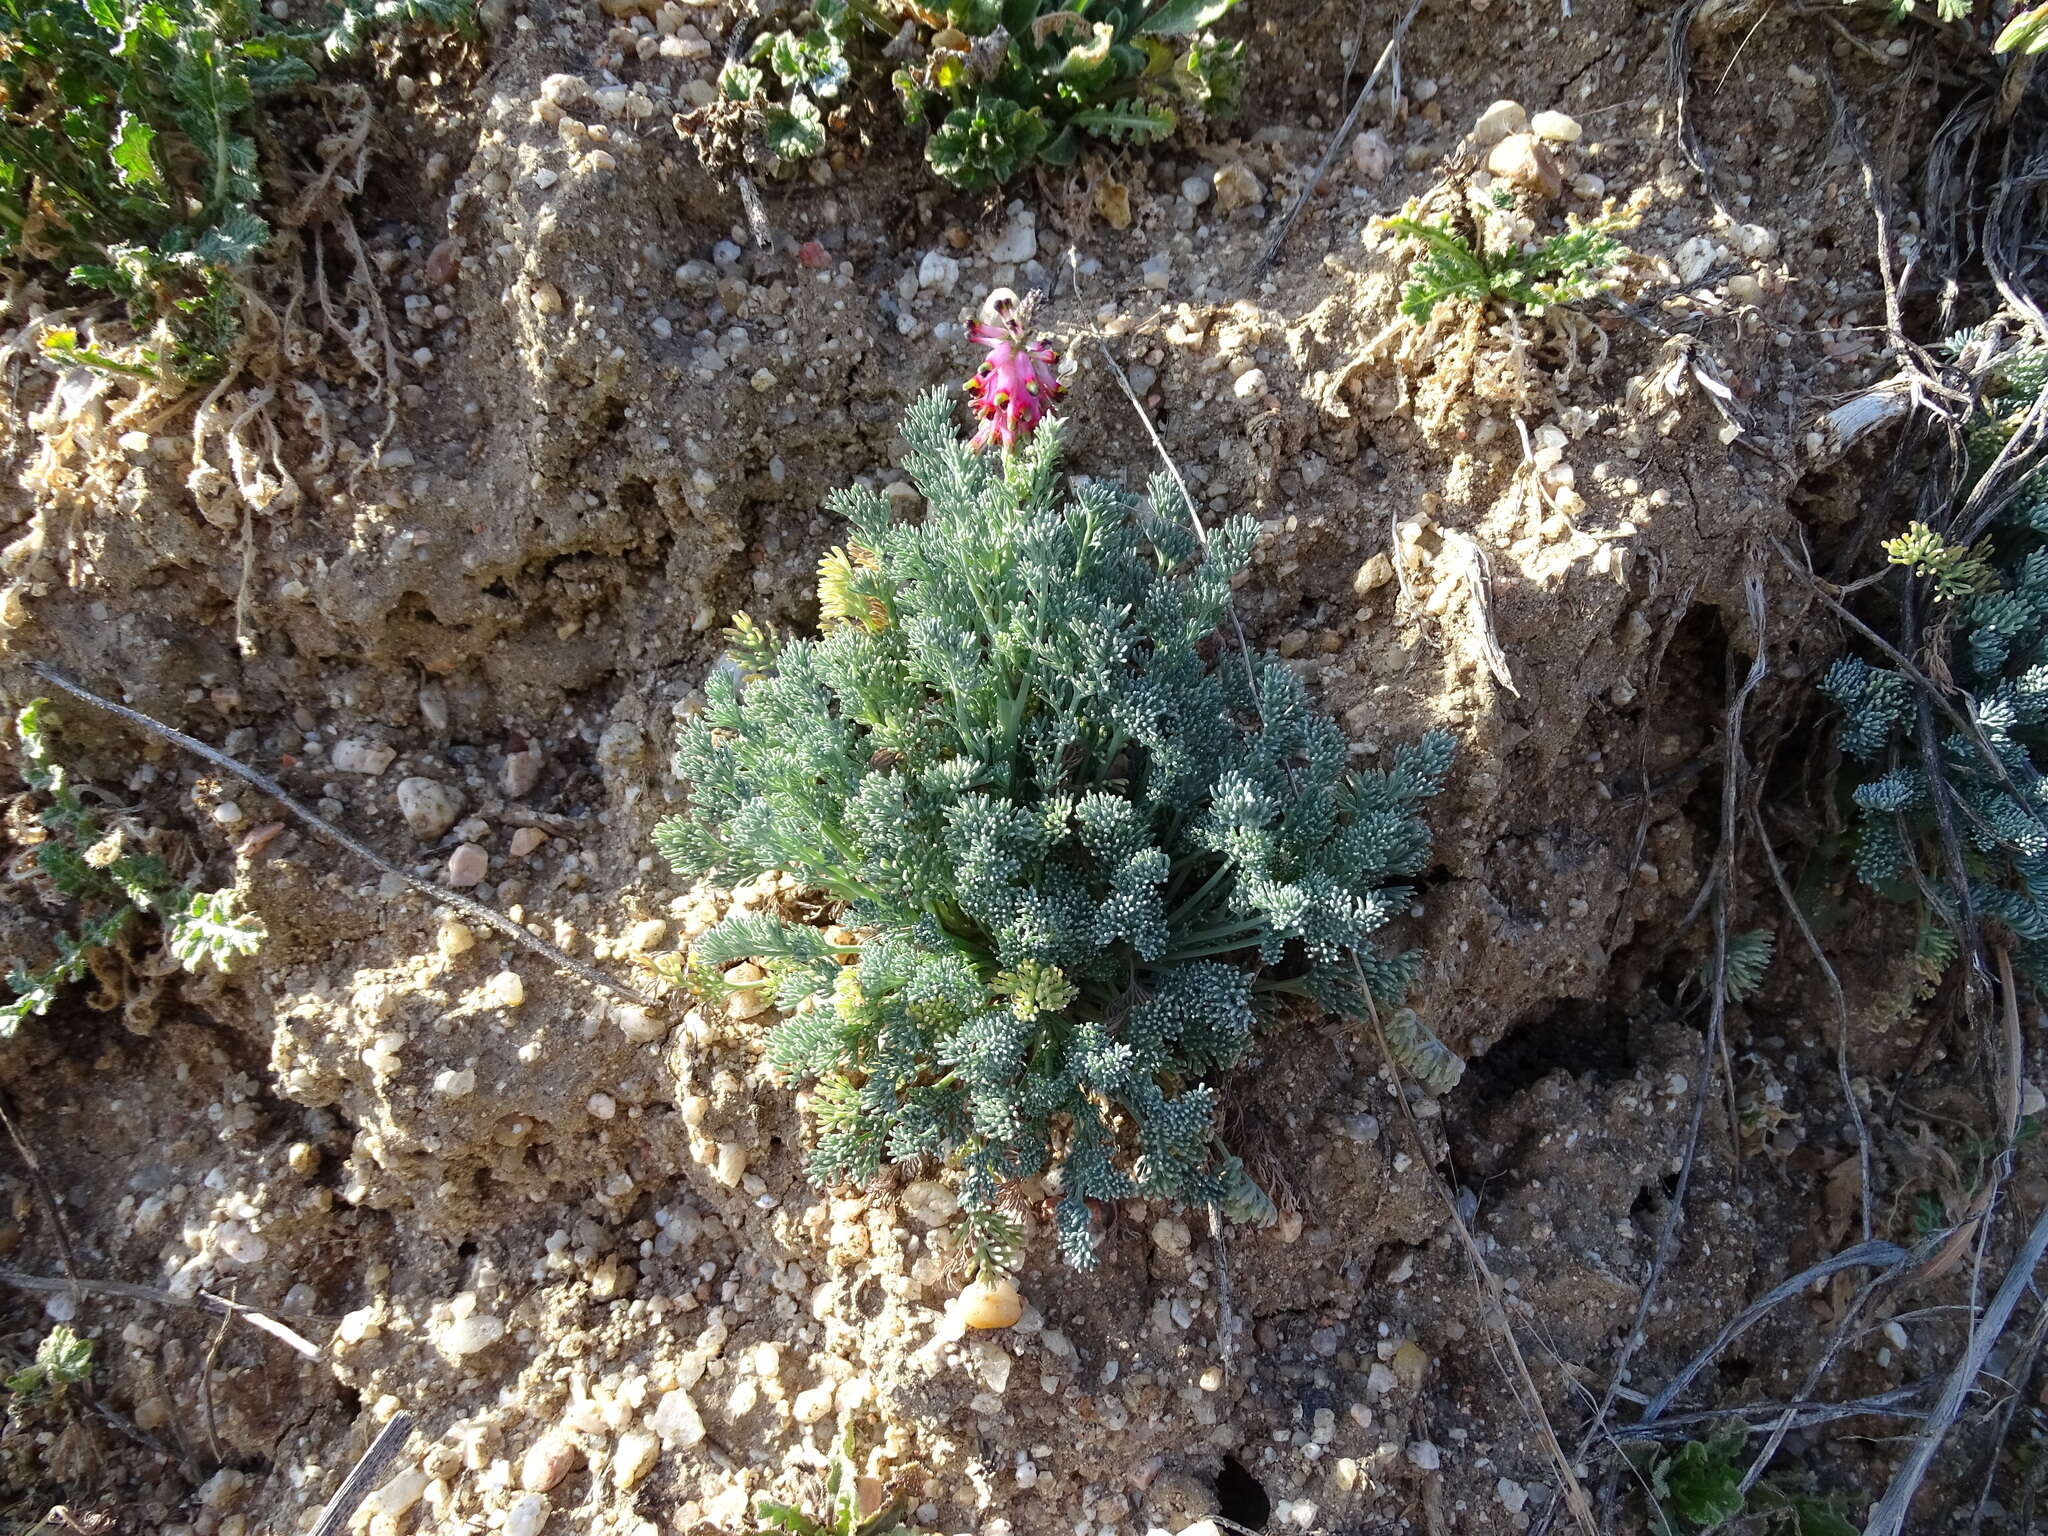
(654, 351), (1453, 1272)
(3, 699), (264, 1035)
(1826, 332), (2048, 984)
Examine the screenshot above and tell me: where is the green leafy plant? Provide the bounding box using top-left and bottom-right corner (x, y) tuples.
(1386, 198), (1626, 322)
(751, 1430), (915, 1536)
(654, 389), (1451, 1270)
(1825, 334), (2048, 985)
(707, 0), (1246, 189)
(1, 1328), (91, 1401)
(0, 0), (473, 381)
(1713, 928), (1775, 1004)
(1645, 1426), (1859, 1536)
(4, 699), (264, 1036)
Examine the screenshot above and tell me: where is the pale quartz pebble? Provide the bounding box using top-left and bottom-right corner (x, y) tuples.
(502, 744), (545, 797)
(508, 826), (548, 858)
(613, 1430), (659, 1489)
(360, 1466), (429, 1522)
(1727, 274), (1763, 304)
(1232, 368), (1267, 400)
(539, 72), (587, 106)
(614, 1004), (666, 1044)
(447, 844), (488, 886)
(1150, 1217), (1192, 1258)
(215, 1221), (267, 1265)
(395, 777), (463, 840)
(211, 801), (244, 826)
(1732, 222), (1778, 259)
(724, 961), (770, 1019)
(331, 738), (396, 776)
(1530, 109), (1583, 143)
(434, 1067), (476, 1098)
(649, 1389), (706, 1449)
(1350, 129), (1391, 181)
(1498, 1478), (1530, 1513)
(1406, 1441), (1441, 1471)
(2022, 1082), (2047, 1117)
(442, 1314), (504, 1356)
(588, 1093), (616, 1120)
(1353, 553), (1394, 594)
(958, 1277), (1023, 1330)
(1211, 162), (1263, 213)
(521, 1433), (581, 1492)
(712, 1142), (747, 1188)
(900, 1179), (958, 1227)
(505, 1492), (548, 1536)
(437, 916), (475, 958)
(1471, 98), (1527, 145)
(791, 1384), (835, 1424)
(624, 918), (668, 953)
(1485, 134), (1562, 199)
(489, 971), (525, 1008)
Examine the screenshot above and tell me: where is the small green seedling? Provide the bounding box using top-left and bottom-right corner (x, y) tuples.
(3, 1327), (92, 1400)
(1386, 196), (1626, 322)
(4, 699), (264, 1035)
(750, 1430), (915, 1536)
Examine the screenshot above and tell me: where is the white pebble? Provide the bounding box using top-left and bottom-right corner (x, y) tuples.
(446, 843), (488, 886)
(613, 1430), (659, 1490)
(1530, 109), (1583, 143)
(434, 1067), (476, 1098)
(331, 738), (396, 776)
(396, 777), (464, 840)
(649, 1388), (706, 1449)
(1471, 98), (1527, 144)
(489, 971), (525, 1008)
(210, 801), (245, 826)
(442, 1313), (505, 1356)
(1232, 369), (1267, 400)
(504, 1492), (548, 1536)
(521, 1434), (580, 1493)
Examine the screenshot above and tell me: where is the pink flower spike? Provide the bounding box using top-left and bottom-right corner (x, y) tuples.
(965, 297), (1062, 452)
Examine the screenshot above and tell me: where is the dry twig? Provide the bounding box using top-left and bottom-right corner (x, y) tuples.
(308, 1412), (416, 1536)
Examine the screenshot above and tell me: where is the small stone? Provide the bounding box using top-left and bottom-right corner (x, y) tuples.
(2023, 1082), (2047, 1117)
(540, 73), (588, 106)
(1497, 1478), (1529, 1514)
(1211, 162), (1263, 214)
(750, 367), (777, 393)
(624, 918), (668, 953)
(1350, 129), (1391, 181)
(396, 777), (463, 840)
(501, 743), (544, 797)
(1471, 98), (1527, 145)
(1406, 1441), (1441, 1471)
(613, 1431), (659, 1490)
(521, 1434), (581, 1493)
(447, 844), (488, 887)
(1530, 109), (1583, 143)
(211, 801), (245, 827)
(1141, 253), (1172, 290)
(792, 1383), (835, 1423)
(1149, 1216), (1192, 1258)
(901, 1180), (959, 1227)
(331, 738), (396, 776)
(437, 915), (475, 958)
(505, 1492), (548, 1536)
(489, 971), (525, 1008)
(360, 1468), (429, 1523)
(724, 961), (770, 1019)
(918, 250), (960, 293)
(1232, 368), (1267, 400)
(649, 1389), (706, 1449)
(532, 282), (564, 315)
(990, 210), (1037, 264)
(434, 1067), (475, 1098)
(712, 1142), (747, 1188)
(583, 149), (617, 174)
(508, 826), (548, 858)
(216, 1222), (267, 1265)
(1731, 222), (1778, 259)
(1181, 173), (1212, 206)
(798, 240), (832, 270)
(443, 1314), (505, 1356)
(958, 1276), (1023, 1330)
(1353, 553), (1394, 594)
(1485, 133), (1562, 199)
(615, 1004), (666, 1044)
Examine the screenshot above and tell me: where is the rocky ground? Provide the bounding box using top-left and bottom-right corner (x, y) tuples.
(1, 1), (2044, 1533)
